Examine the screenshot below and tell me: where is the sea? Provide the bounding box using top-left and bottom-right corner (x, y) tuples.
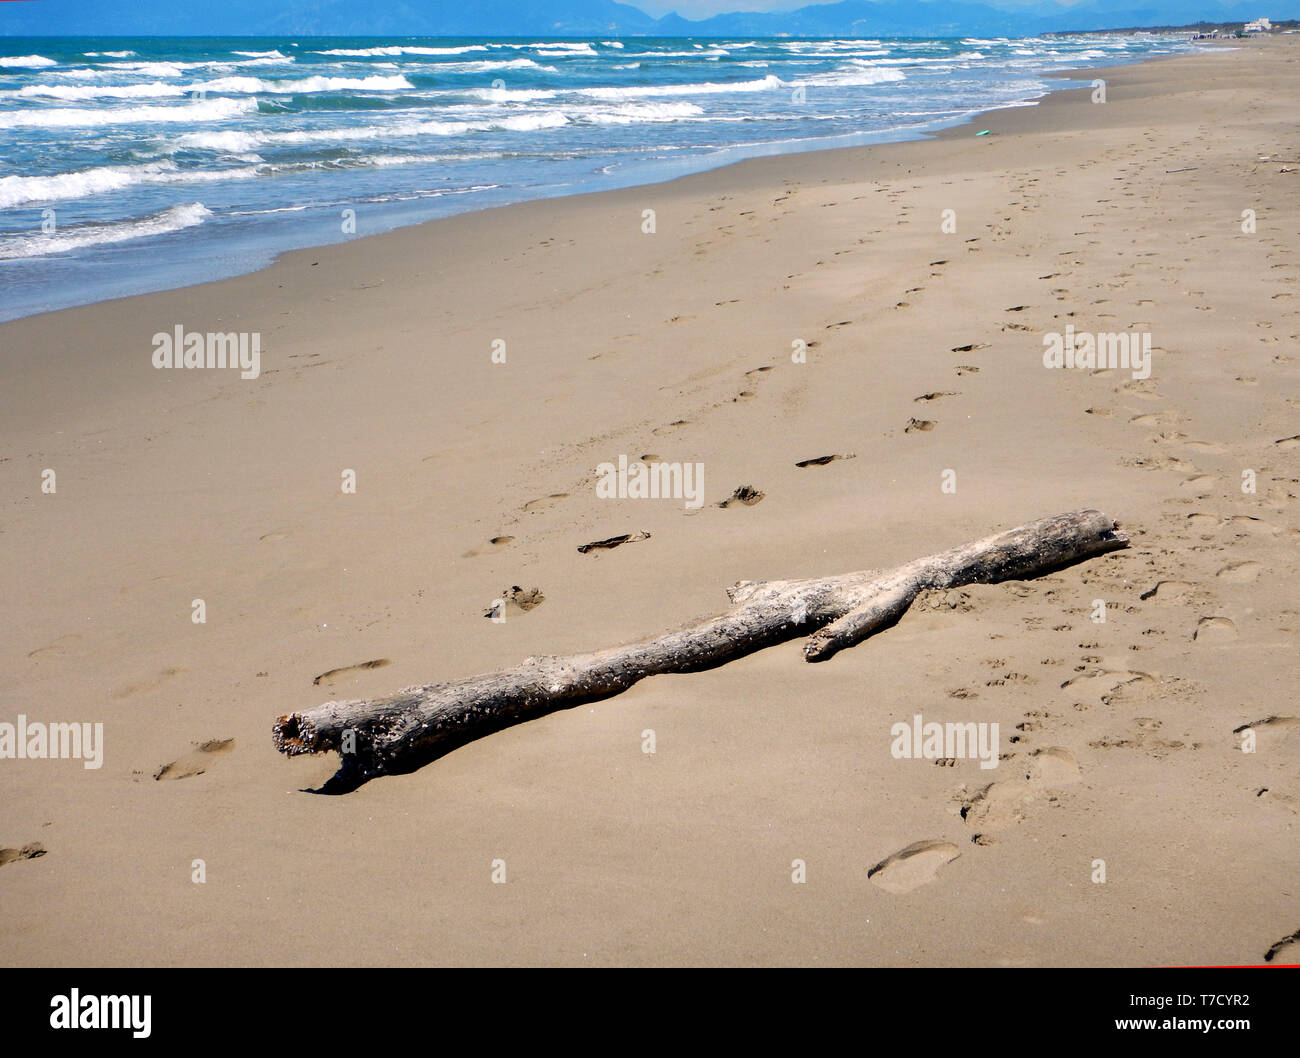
(0, 34), (1207, 321)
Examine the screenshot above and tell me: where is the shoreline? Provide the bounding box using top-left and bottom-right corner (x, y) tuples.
(0, 39), (1213, 326)
(2, 34), (1297, 967)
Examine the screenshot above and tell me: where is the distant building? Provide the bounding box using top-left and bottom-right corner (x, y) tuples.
(1244, 18), (1273, 33)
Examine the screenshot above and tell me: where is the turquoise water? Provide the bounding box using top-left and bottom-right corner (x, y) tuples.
(0, 33), (1203, 320)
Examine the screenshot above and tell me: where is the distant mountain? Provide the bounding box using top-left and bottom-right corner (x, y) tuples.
(1, 0), (1295, 37)
(651, 1), (1294, 36)
(0, 0), (660, 37)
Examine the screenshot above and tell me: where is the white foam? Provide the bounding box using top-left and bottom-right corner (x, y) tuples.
(176, 110), (570, 150)
(793, 67), (907, 88)
(5, 81), (184, 101)
(582, 101), (704, 124)
(0, 55), (58, 68)
(0, 96), (258, 129)
(0, 162), (259, 208)
(198, 74), (413, 94)
(83, 50), (137, 58)
(312, 45), (489, 57)
(630, 50), (729, 58)
(172, 129), (261, 152)
(436, 58), (558, 73)
(526, 43), (597, 55)
(0, 203), (212, 260)
(578, 76), (783, 99)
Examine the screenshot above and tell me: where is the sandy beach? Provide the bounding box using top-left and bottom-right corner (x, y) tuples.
(1, 35), (1297, 967)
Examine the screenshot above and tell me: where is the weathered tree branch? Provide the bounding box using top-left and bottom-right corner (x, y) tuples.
(273, 509), (1127, 790)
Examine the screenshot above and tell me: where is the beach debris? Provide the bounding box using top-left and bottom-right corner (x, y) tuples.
(273, 510), (1128, 790)
(0, 843), (46, 867)
(1263, 927), (1300, 963)
(313, 659), (390, 686)
(976, 129), (991, 136)
(1165, 167), (1198, 174)
(483, 586), (545, 618)
(795, 453), (855, 468)
(577, 531), (651, 554)
(717, 485), (765, 508)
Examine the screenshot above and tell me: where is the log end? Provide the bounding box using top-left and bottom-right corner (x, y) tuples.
(272, 712), (317, 756)
(1101, 521), (1130, 547)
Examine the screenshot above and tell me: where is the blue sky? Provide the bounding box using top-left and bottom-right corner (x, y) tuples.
(1, 0), (1292, 36)
(639, 1), (819, 13)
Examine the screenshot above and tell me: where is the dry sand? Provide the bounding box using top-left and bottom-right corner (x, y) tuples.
(1, 36), (1297, 967)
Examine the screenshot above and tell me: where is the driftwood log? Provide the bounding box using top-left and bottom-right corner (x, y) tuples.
(274, 509), (1127, 789)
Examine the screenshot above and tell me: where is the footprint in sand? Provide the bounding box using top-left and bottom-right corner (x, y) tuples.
(259, 529), (292, 542)
(1139, 580), (1194, 600)
(1193, 617), (1237, 643)
(112, 667), (184, 700)
(27, 634), (82, 659)
(868, 840), (961, 894)
(1027, 747), (1082, 786)
(904, 418), (936, 434)
(523, 494), (568, 513)
(652, 420), (690, 437)
(0, 843), (47, 867)
(954, 365), (980, 376)
(314, 658), (390, 686)
(483, 586), (545, 618)
(795, 453), (855, 468)
(959, 779), (1036, 831)
(1224, 515), (1282, 538)
(154, 738), (234, 781)
(1256, 788), (1300, 815)
(463, 535), (516, 558)
(1179, 474), (1218, 493)
(1233, 715), (1300, 751)
(1275, 435), (1300, 450)
(1217, 561), (1262, 583)
(1090, 720), (1185, 758)
(1119, 380), (1161, 401)
(1130, 411), (1179, 427)
(957, 749), (1083, 835)
(1061, 669), (1156, 702)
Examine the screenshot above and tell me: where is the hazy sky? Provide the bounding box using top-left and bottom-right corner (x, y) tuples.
(637, 0), (815, 14)
(636, 0), (1090, 13)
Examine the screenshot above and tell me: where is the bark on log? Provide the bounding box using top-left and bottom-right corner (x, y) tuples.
(273, 509), (1127, 790)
